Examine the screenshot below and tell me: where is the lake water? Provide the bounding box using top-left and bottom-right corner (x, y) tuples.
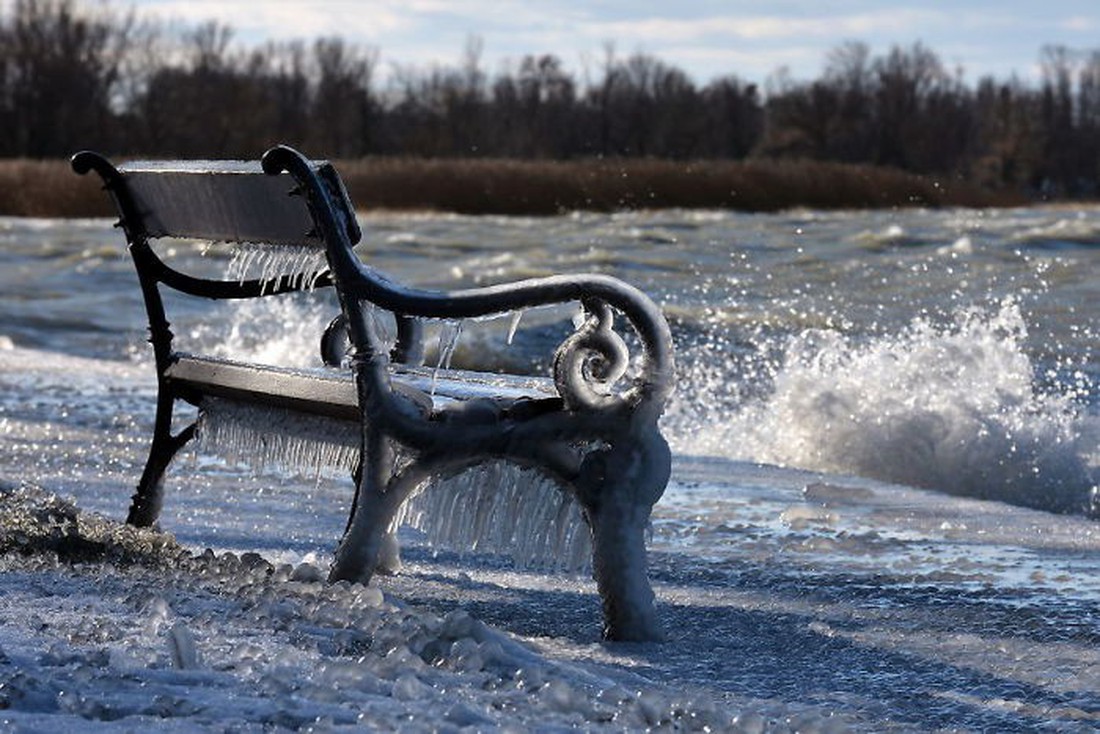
(0, 206), (1098, 731)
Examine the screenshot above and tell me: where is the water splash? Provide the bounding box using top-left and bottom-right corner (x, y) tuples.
(397, 463), (591, 573)
(187, 297), (337, 369)
(673, 300), (1098, 516)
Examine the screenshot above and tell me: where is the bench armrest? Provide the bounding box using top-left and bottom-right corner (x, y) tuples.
(356, 272), (673, 410)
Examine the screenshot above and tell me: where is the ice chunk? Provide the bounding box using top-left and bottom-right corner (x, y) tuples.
(168, 622), (201, 670)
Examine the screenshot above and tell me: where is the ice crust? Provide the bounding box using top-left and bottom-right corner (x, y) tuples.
(0, 484), (745, 732)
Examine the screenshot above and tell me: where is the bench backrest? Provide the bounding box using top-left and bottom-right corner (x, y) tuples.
(73, 148), (378, 374)
(72, 151), (362, 297)
(114, 159), (361, 247)
(75, 147), (429, 371)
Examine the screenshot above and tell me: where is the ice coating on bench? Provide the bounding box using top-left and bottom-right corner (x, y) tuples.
(72, 145), (674, 640)
(197, 398), (591, 571)
(397, 464), (591, 572)
(196, 398), (359, 476)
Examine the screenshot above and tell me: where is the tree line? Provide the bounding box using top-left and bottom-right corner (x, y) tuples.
(3, 0), (1100, 196)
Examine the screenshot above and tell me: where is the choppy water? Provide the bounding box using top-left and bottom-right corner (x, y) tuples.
(1, 207), (1099, 731)
(3, 207), (1096, 513)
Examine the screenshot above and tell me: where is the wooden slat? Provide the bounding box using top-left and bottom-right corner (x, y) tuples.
(118, 160), (352, 246)
(165, 355), (561, 419)
(166, 355), (361, 420)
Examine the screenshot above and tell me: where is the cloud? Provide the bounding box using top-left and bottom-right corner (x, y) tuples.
(121, 0), (1092, 85)
(138, 0), (418, 40)
(1059, 16), (1098, 32)
(587, 9), (948, 44)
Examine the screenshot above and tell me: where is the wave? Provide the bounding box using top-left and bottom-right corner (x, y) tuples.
(668, 300), (1099, 516)
(1009, 215), (1100, 250)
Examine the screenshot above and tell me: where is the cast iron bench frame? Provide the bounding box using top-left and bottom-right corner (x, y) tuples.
(72, 145), (674, 640)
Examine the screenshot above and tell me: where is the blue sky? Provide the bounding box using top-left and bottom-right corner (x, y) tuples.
(99, 1), (1100, 85)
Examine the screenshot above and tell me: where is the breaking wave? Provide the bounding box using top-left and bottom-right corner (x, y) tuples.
(670, 300), (1099, 516)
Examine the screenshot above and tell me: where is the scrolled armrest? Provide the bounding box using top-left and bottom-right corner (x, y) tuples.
(354, 272), (675, 415)
(553, 299), (632, 412)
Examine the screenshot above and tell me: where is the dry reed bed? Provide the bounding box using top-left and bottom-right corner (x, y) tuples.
(0, 156), (1016, 219)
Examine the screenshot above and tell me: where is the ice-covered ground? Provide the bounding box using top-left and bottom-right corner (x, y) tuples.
(3, 465), (1099, 732)
(1, 483), (732, 732)
(2, 342), (1099, 732)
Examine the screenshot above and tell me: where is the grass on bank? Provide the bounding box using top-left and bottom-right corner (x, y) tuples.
(0, 156), (1023, 219)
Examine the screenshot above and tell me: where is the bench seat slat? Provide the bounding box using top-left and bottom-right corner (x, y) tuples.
(166, 355), (360, 420)
(165, 354), (560, 420)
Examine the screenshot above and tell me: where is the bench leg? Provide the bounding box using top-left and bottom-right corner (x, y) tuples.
(330, 428), (403, 584)
(128, 394), (195, 527)
(578, 430), (671, 642)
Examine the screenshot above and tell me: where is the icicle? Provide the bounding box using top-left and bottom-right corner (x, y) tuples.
(437, 320), (464, 370)
(224, 243), (328, 292)
(195, 398), (359, 477)
(431, 320), (465, 395)
(506, 310), (524, 346)
(367, 304), (397, 355)
(395, 462), (591, 573)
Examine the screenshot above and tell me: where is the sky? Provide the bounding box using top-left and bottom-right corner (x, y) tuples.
(44, 1), (1100, 85)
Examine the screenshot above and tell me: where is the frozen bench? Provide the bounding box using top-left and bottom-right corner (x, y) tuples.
(72, 145), (675, 640)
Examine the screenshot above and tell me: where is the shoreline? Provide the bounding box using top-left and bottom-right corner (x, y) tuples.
(1, 156), (1028, 219)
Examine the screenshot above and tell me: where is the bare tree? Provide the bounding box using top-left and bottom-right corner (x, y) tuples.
(699, 76), (762, 158)
(873, 42), (948, 168)
(822, 41), (874, 161)
(4, 1), (1100, 198)
(309, 37), (377, 156)
(1, 0), (135, 156)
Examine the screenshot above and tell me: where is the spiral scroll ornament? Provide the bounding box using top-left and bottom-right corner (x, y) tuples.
(553, 301), (632, 411)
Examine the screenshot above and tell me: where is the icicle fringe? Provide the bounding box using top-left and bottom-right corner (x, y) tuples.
(397, 462), (592, 573)
(225, 243), (329, 292)
(196, 398), (359, 477)
(196, 400), (591, 573)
